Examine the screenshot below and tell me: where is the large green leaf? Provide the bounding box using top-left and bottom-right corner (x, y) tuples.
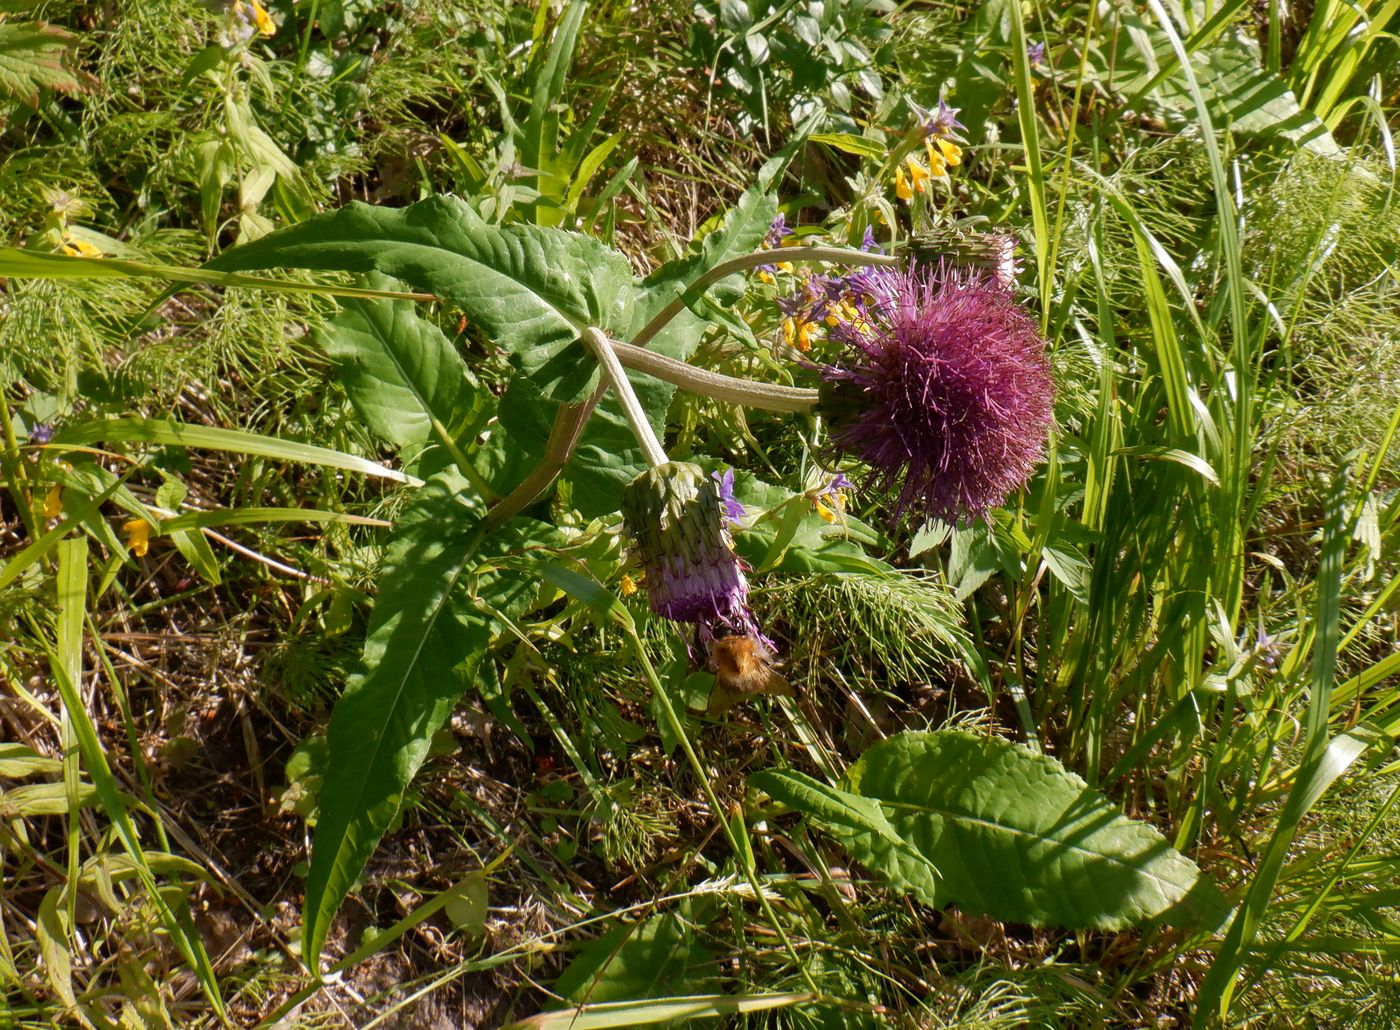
(302, 470), (552, 968)
(313, 275), (489, 454)
(206, 195), (636, 402)
(558, 184), (780, 517)
(749, 769), (941, 906)
(482, 183), (782, 518)
(769, 730), (1229, 931)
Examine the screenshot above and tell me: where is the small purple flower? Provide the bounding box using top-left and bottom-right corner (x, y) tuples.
(822, 472), (854, 495)
(623, 462), (764, 645)
(816, 266), (1054, 524)
(712, 468), (746, 526)
(923, 97), (965, 140)
(860, 226), (882, 253)
(29, 423), (54, 445)
(763, 214), (793, 250)
(1027, 41), (1046, 66)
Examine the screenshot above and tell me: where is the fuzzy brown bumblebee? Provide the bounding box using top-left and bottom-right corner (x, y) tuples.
(706, 634), (792, 715)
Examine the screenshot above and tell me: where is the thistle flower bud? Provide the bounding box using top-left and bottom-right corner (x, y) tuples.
(907, 227), (1019, 289)
(622, 462), (763, 643)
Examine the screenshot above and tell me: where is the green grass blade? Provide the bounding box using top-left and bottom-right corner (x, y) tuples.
(50, 538), (226, 1019)
(0, 246), (435, 302)
(156, 507), (389, 533)
(1194, 469), (1350, 1023)
(1006, 1), (1050, 319)
(503, 992), (817, 1029)
(52, 417), (418, 485)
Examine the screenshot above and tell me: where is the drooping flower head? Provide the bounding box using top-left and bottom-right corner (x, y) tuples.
(622, 462), (765, 646)
(816, 265), (1054, 525)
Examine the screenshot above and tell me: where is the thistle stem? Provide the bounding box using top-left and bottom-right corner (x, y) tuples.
(626, 624), (823, 998)
(582, 326), (669, 467)
(610, 339), (820, 413)
(482, 388), (602, 531)
(631, 246), (899, 350)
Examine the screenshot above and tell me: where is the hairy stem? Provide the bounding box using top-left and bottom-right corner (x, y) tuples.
(582, 326), (669, 467)
(482, 389), (602, 530)
(482, 244), (884, 522)
(610, 339), (820, 413)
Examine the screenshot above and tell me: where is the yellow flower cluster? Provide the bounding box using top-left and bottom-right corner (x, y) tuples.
(895, 137), (963, 203)
(782, 315), (814, 351)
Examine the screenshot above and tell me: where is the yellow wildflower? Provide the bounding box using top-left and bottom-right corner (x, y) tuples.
(60, 237), (101, 258)
(924, 141), (947, 177)
(825, 299), (864, 329)
(42, 485), (63, 519)
(782, 317), (813, 352)
(895, 166), (912, 203)
(619, 574), (638, 597)
(757, 270), (774, 285)
(813, 475), (852, 523)
(238, 0), (276, 36)
(815, 489), (847, 523)
(907, 156), (932, 193)
(936, 137), (962, 167)
(776, 261), (793, 272)
(122, 519), (151, 557)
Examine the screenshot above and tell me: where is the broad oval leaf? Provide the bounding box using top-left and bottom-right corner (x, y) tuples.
(839, 730), (1230, 931)
(749, 768), (941, 907)
(313, 274), (489, 454)
(302, 469), (555, 968)
(206, 195), (637, 402)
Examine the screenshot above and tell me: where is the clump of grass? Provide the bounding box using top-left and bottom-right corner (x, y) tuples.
(763, 570), (967, 690)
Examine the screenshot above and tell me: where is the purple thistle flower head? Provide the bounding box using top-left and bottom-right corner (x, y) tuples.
(817, 266), (1054, 525)
(623, 462), (764, 644)
(1027, 41), (1047, 66)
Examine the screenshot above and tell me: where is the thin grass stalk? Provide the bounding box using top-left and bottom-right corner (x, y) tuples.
(1194, 469), (1351, 1023)
(624, 624), (824, 1000)
(1006, 3), (1051, 325)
